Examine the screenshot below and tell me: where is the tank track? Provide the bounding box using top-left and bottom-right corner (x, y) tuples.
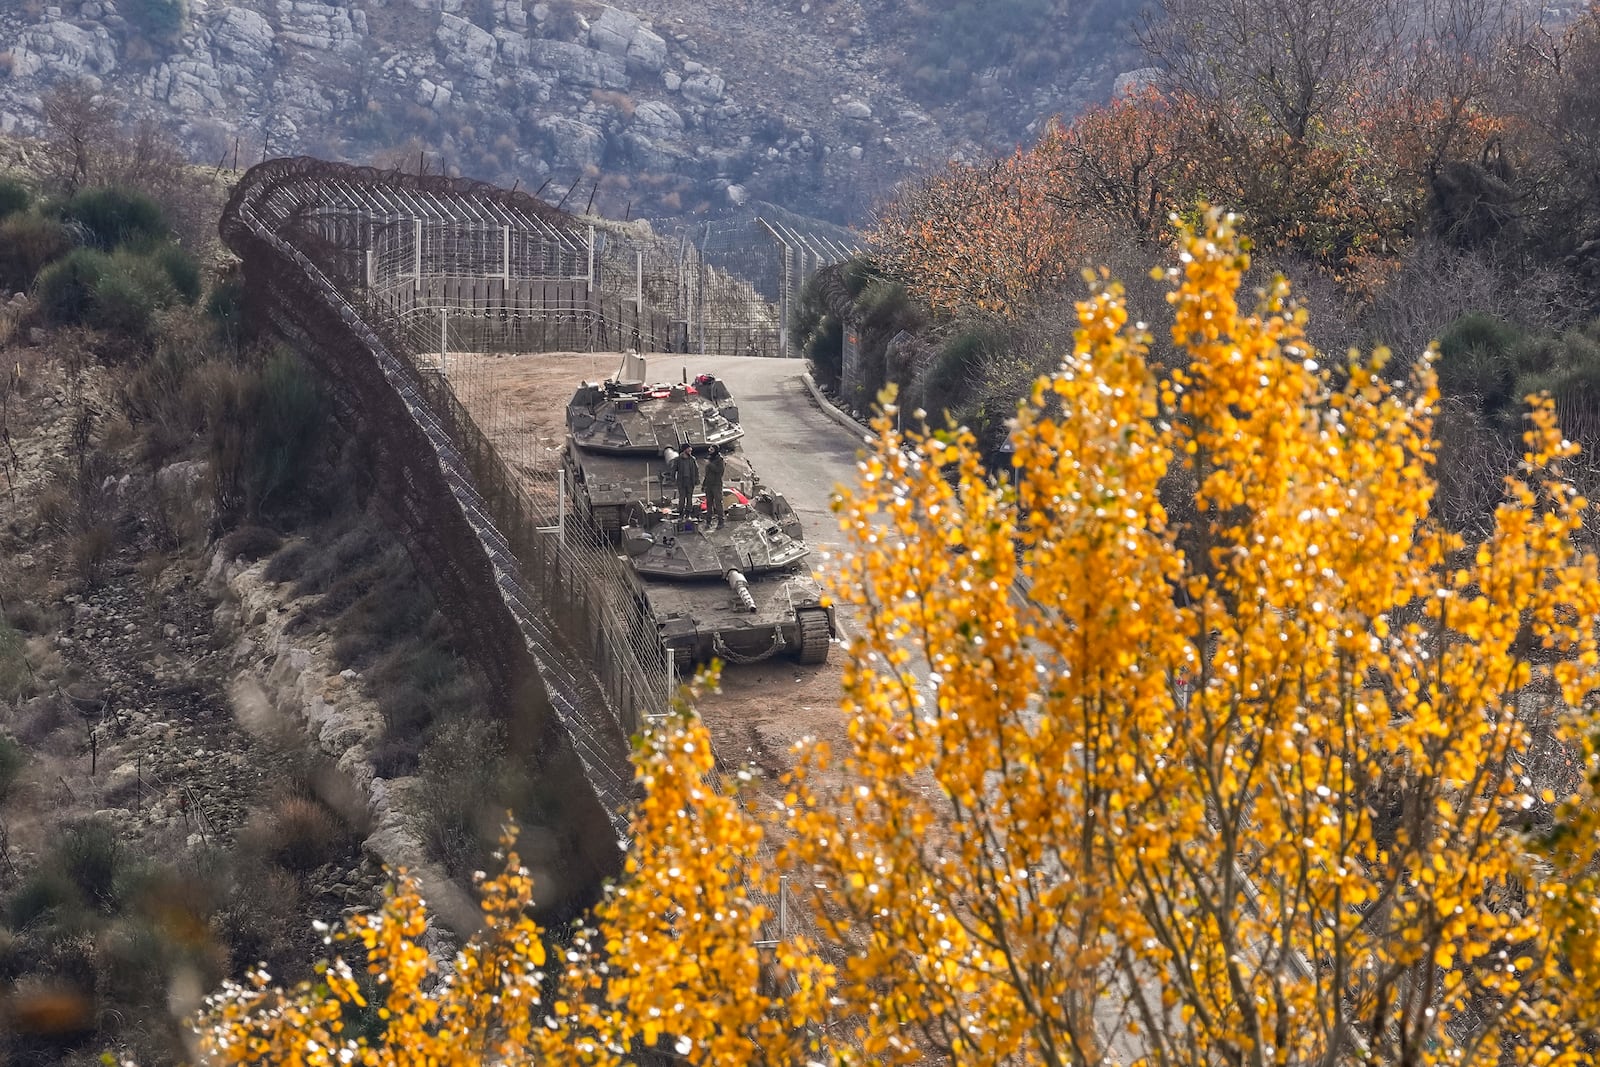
(795, 606), (833, 664)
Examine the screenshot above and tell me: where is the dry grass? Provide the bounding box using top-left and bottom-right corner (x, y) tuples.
(590, 89), (637, 116)
(241, 794), (350, 873)
(68, 522), (115, 588)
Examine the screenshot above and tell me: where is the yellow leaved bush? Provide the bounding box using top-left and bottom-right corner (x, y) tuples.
(197, 210), (1600, 1066)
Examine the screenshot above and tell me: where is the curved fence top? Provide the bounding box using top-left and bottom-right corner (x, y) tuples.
(223, 156), (590, 253)
(222, 156), (637, 843)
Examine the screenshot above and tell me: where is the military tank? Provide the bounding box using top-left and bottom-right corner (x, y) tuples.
(618, 492), (834, 669)
(566, 350), (743, 455)
(563, 353), (834, 668)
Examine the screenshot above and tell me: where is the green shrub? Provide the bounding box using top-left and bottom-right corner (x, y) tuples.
(122, 0), (187, 42)
(291, 520), (386, 597)
(122, 341), (203, 430)
(1437, 312), (1525, 413)
(793, 272), (844, 390)
(419, 715), (508, 876)
(262, 540), (313, 584)
(59, 187), (168, 251)
(244, 794), (349, 872)
(192, 350), (328, 522)
(0, 735), (24, 804)
(7, 869), (81, 929)
(36, 244), (184, 340)
(1513, 325), (1600, 438)
(218, 525), (284, 562)
(85, 267), (161, 338)
(216, 860), (303, 979)
(0, 617), (27, 702)
(57, 820), (125, 914)
(35, 248), (111, 326)
(205, 275), (246, 344)
(0, 176), (30, 220)
(0, 215), (72, 294)
(921, 326), (997, 414)
(111, 246), (178, 300)
(244, 353), (328, 517)
(152, 242), (201, 304)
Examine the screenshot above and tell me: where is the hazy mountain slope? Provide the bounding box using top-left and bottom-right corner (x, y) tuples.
(0, 0), (1140, 223)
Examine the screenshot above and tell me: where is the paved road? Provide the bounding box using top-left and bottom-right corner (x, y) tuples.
(667, 355), (869, 560)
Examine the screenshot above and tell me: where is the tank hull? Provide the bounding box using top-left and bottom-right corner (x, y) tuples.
(642, 570), (836, 669)
(564, 439), (757, 537)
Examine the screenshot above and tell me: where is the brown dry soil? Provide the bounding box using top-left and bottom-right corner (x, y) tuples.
(445, 350), (866, 801)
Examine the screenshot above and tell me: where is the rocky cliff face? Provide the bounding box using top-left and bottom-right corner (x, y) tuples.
(0, 0), (1136, 222)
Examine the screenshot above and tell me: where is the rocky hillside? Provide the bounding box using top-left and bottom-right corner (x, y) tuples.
(0, 0), (1139, 223)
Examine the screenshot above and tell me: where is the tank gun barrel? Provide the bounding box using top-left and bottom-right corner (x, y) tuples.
(726, 569), (757, 612)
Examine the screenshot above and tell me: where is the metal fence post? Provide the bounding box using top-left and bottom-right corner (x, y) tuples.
(698, 222), (710, 355)
(438, 306), (448, 374)
(413, 218), (423, 297)
(586, 223), (596, 293)
(780, 241), (791, 359)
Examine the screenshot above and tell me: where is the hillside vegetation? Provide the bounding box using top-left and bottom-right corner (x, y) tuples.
(0, 114), (599, 1066)
(806, 0), (1600, 514)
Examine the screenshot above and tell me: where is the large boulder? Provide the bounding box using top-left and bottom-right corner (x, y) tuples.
(436, 12), (498, 80)
(148, 58), (226, 111)
(631, 99), (683, 133)
(625, 28), (667, 74)
(275, 1), (365, 57)
(526, 39), (628, 90)
(211, 6), (276, 69)
(587, 6), (666, 73)
(680, 71), (725, 105)
(536, 115), (606, 169)
(495, 27), (531, 66)
(8, 18), (120, 80)
(620, 129), (687, 172)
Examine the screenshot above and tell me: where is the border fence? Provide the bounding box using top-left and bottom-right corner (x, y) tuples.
(222, 156), (861, 976)
(222, 158), (644, 841)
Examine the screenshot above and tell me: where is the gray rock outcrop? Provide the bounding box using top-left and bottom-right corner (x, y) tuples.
(537, 115), (605, 169)
(0, 0), (1125, 223)
(436, 12), (497, 81)
(9, 16), (119, 80)
(587, 6), (665, 72)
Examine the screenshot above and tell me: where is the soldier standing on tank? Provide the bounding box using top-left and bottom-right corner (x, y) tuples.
(702, 444), (727, 528)
(667, 447), (698, 519)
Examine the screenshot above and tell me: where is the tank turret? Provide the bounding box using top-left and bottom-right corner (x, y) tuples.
(566, 353), (743, 455)
(619, 493), (808, 578)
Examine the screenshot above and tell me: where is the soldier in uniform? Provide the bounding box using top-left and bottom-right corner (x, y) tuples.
(702, 444), (727, 528)
(667, 447), (698, 519)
